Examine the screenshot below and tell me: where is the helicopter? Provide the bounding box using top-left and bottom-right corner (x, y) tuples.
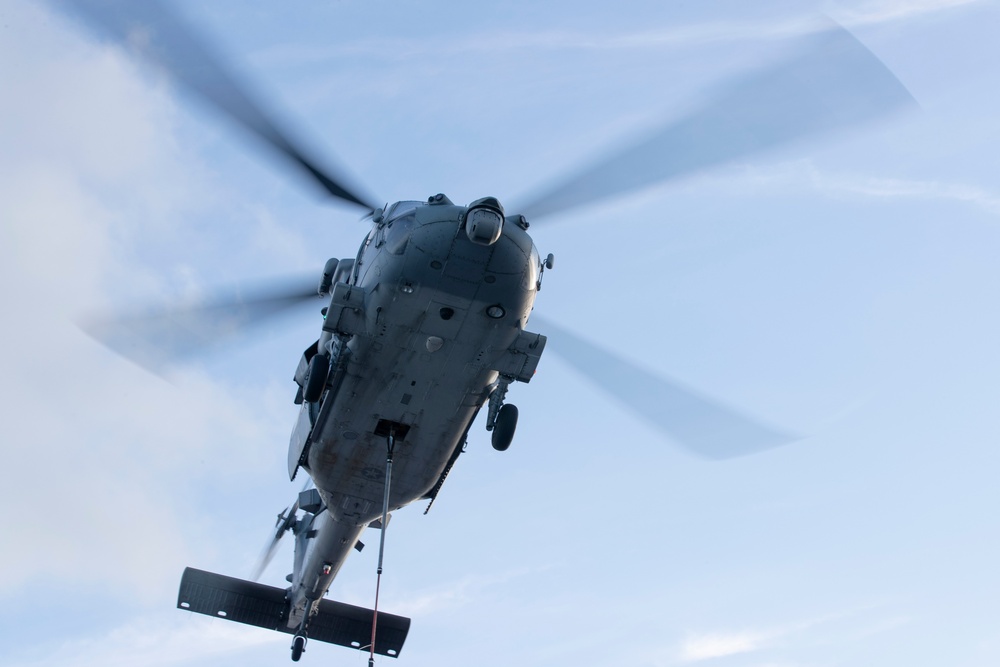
(59, 0), (914, 663)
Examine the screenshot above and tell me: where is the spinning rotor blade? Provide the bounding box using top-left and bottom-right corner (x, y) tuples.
(535, 316), (798, 459)
(251, 499), (297, 582)
(58, 0), (377, 210)
(251, 480), (312, 582)
(81, 275), (322, 372)
(515, 24), (914, 221)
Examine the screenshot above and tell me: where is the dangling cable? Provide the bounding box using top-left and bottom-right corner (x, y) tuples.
(369, 432), (395, 667)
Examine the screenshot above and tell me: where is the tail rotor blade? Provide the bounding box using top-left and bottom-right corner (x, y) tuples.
(250, 500), (297, 582)
(250, 480), (313, 582)
(534, 315), (798, 459)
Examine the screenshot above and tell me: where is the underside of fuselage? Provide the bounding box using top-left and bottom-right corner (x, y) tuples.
(308, 198), (542, 523)
(281, 197), (547, 631)
(307, 198), (540, 524)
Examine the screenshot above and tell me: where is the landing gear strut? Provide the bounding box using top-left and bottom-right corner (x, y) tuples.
(290, 601), (310, 662)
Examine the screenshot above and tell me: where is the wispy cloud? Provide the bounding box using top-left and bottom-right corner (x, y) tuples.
(716, 160), (1000, 217)
(844, 614), (913, 641)
(678, 629), (772, 661)
(390, 565), (549, 617)
(254, 0), (984, 68)
(669, 605), (914, 665)
(0, 0), (299, 602)
(674, 610), (847, 663)
(598, 153), (1000, 226)
(254, 18), (815, 67)
(837, 0), (983, 26)
(823, 175), (1000, 215)
(5, 611), (285, 667)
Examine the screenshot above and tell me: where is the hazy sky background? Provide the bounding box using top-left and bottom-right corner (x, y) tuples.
(2, 1), (999, 665)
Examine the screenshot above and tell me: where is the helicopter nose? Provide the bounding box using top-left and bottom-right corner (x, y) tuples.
(465, 197), (505, 246)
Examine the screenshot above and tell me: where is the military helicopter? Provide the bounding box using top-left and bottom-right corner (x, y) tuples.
(62, 0), (913, 663)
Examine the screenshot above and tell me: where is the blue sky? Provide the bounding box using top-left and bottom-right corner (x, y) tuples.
(1, 1), (999, 665)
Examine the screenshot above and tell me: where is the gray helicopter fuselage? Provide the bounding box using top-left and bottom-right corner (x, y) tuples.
(284, 196), (546, 626)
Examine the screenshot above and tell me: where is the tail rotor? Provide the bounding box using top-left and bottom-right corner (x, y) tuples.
(251, 480), (312, 582)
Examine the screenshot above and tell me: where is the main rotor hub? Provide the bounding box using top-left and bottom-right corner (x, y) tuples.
(465, 196), (505, 246)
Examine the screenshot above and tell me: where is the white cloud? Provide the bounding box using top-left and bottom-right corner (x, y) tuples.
(708, 160), (1000, 217)
(5, 610), (285, 667)
(389, 565), (546, 617)
(255, 18), (818, 67)
(679, 630), (771, 661)
(835, 0), (983, 26)
(669, 606), (914, 665)
(0, 0), (295, 602)
(823, 175), (1000, 215)
(846, 614), (913, 641)
(255, 0), (983, 69)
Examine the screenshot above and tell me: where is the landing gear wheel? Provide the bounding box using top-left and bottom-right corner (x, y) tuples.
(491, 403), (518, 451)
(303, 353), (330, 403)
(291, 635), (306, 662)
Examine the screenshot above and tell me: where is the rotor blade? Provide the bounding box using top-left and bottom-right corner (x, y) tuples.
(514, 24), (915, 222)
(533, 315), (798, 459)
(57, 0), (378, 210)
(250, 501), (295, 582)
(80, 275), (323, 372)
(251, 479), (313, 582)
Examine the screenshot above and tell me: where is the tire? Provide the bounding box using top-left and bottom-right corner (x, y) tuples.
(303, 354), (330, 403)
(291, 635), (305, 661)
(492, 404), (518, 451)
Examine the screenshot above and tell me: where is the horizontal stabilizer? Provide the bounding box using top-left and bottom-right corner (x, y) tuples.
(177, 567), (410, 657)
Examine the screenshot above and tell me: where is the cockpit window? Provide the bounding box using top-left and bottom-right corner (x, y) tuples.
(385, 200), (421, 223)
(385, 214), (415, 255)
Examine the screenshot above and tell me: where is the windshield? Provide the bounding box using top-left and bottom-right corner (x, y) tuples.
(385, 200), (421, 223)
